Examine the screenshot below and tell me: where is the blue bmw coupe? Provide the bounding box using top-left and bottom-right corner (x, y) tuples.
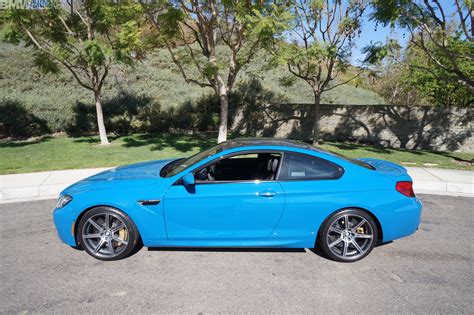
(53, 138), (422, 262)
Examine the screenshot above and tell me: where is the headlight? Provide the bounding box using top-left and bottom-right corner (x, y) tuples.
(56, 195), (73, 208)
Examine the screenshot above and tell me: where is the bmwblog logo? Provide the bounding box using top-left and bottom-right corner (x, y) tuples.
(0, 0), (147, 9)
(0, 0), (48, 9)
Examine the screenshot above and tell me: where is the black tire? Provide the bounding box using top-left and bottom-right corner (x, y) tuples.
(318, 208), (378, 263)
(77, 207), (140, 261)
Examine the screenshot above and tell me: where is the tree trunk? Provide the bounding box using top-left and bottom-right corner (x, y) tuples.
(93, 89), (110, 145)
(217, 85), (229, 143)
(312, 91), (321, 145)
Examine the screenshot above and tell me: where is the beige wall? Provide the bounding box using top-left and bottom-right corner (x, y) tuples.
(231, 104), (473, 152)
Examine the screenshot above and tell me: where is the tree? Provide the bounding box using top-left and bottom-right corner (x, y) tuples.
(3, 0), (144, 145)
(271, 0), (366, 144)
(401, 44), (473, 106)
(367, 44), (421, 106)
(370, 0), (474, 94)
(365, 38), (473, 107)
(141, 0), (288, 143)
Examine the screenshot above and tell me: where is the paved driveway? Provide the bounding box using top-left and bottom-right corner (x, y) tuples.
(1, 195), (473, 313)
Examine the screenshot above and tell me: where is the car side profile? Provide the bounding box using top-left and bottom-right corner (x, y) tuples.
(53, 138), (422, 262)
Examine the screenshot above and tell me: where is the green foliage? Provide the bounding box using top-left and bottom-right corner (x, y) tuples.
(241, 3), (292, 49)
(0, 42), (382, 138)
(147, 0), (291, 89)
(271, 0), (366, 96)
(369, 38), (473, 107)
(2, 0), (145, 90)
(362, 39), (400, 64)
(369, 0), (411, 27)
(400, 42), (473, 107)
(0, 99), (50, 138)
(2, 0), (148, 143)
(33, 50), (61, 74)
(369, 0), (474, 93)
(83, 40), (107, 66)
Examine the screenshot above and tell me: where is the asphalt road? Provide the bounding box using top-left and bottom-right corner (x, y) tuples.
(1, 195), (473, 314)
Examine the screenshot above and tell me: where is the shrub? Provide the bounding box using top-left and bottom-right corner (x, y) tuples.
(0, 99), (50, 138)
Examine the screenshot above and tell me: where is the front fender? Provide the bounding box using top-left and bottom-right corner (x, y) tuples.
(53, 179), (171, 247)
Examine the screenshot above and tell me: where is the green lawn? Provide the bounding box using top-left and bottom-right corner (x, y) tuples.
(0, 134), (472, 175)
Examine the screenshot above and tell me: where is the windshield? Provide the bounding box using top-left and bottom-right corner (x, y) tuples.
(160, 144), (222, 178)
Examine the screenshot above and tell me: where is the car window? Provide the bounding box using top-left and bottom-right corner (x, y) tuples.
(278, 152), (343, 180)
(194, 152), (282, 182)
(160, 145), (221, 178)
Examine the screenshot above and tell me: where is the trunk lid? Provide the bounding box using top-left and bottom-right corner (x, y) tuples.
(357, 158), (408, 176)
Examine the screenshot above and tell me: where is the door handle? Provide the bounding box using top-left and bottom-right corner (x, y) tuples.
(257, 190), (277, 198)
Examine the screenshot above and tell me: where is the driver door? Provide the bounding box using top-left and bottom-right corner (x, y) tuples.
(163, 152), (285, 241)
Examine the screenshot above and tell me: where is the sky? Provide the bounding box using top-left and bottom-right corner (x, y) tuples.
(351, 0), (459, 64)
(350, 9), (404, 65)
(284, 4), (409, 66)
(352, 19), (394, 64)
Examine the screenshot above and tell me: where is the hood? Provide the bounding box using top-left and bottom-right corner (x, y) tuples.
(83, 159), (177, 181)
(60, 159), (179, 196)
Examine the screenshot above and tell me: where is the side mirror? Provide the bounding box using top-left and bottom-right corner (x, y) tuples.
(182, 172), (195, 187)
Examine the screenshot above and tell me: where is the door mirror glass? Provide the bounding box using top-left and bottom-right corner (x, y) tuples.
(182, 172), (195, 186)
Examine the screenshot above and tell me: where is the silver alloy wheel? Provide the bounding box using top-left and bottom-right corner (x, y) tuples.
(326, 213), (374, 260)
(81, 212), (129, 259)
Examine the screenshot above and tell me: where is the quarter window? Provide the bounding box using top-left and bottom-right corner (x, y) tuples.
(278, 152), (342, 180)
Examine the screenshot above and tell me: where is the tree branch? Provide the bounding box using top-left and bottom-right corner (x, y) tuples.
(22, 25), (93, 90)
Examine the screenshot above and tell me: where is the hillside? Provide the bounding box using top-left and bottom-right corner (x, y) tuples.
(0, 42), (384, 134)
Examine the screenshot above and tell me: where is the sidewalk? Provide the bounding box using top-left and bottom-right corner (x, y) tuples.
(0, 166), (472, 204)
(0, 168), (110, 204)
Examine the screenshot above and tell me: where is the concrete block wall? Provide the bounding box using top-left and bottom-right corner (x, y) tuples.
(230, 104), (473, 152)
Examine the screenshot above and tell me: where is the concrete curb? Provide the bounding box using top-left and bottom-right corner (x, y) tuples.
(406, 167), (473, 197)
(0, 168), (111, 204)
(0, 166), (472, 204)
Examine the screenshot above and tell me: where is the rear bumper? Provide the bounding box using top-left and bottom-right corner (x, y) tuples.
(381, 197), (422, 242)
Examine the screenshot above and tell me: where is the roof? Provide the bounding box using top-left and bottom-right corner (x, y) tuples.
(218, 137), (319, 152)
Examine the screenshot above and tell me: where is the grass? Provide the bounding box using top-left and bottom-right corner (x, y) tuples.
(0, 134), (214, 175)
(317, 142), (473, 171)
(0, 134), (472, 175)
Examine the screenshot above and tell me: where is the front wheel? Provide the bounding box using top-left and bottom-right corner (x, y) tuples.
(318, 209), (378, 262)
(77, 207), (140, 261)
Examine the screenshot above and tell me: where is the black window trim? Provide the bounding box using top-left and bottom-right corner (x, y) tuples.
(276, 151), (344, 182)
(174, 149), (284, 185)
(173, 149), (344, 185)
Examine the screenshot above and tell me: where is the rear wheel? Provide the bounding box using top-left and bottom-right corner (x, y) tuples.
(77, 207), (140, 261)
(318, 209), (378, 262)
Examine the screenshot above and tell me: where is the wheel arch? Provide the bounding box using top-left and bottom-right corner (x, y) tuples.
(74, 204), (140, 245)
(317, 206), (383, 245)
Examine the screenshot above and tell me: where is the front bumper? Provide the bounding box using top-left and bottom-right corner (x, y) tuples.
(52, 204), (77, 246)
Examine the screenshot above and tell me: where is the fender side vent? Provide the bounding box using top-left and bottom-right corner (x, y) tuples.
(138, 199), (161, 206)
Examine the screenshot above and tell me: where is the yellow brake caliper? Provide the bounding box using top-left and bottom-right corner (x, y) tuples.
(117, 228), (128, 246)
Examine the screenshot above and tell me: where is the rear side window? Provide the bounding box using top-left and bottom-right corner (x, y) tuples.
(278, 152), (343, 180)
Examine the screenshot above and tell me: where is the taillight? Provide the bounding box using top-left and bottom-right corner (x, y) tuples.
(396, 181), (415, 197)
